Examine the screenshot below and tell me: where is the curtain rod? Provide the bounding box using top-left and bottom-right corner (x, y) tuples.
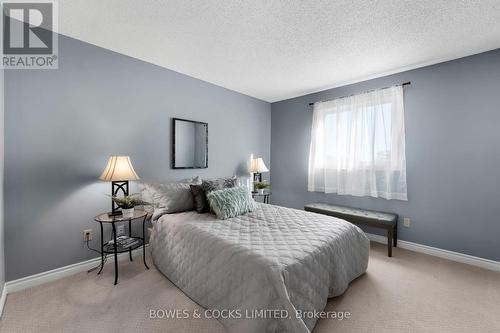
(308, 81), (411, 106)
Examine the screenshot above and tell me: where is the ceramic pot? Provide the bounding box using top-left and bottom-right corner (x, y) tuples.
(122, 207), (134, 218)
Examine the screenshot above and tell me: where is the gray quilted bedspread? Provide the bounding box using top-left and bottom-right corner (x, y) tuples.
(150, 203), (369, 333)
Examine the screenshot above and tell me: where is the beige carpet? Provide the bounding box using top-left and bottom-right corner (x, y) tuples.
(1, 242), (499, 333)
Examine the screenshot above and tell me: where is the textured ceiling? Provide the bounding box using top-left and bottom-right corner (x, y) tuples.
(58, 1), (500, 102)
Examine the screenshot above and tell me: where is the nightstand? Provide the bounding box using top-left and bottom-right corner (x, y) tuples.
(252, 191), (271, 204)
(93, 209), (150, 285)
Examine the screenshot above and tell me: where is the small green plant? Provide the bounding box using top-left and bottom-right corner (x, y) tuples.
(254, 182), (270, 190)
(109, 194), (151, 209)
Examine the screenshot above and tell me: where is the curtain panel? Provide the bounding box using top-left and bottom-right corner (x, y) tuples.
(308, 85), (408, 200)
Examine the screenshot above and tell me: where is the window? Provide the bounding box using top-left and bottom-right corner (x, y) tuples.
(308, 85), (407, 200)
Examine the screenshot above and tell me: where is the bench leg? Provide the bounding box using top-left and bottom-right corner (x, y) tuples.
(393, 224), (397, 248)
(387, 229), (393, 257)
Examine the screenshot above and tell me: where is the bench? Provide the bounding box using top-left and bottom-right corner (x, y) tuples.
(304, 203), (398, 257)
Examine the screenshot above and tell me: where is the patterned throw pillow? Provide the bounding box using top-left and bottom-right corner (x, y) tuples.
(207, 186), (257, 220)
(201, 176), (237, 193)
(191, 176), (237, 213)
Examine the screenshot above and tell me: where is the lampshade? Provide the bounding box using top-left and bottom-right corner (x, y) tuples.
(248, 157), (269, 173)
(99, 156), (140, 181)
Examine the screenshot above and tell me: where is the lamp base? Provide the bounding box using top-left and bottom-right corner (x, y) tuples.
(253, 173), (262, 182)
(111, 180), (129, 215)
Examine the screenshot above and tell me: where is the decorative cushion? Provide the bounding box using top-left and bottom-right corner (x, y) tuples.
(140, 177), (201, 221)
(139, 176), (201, 203)
(206, 186), (257, 219)
(191, 176), (237, 213)
(190, 184), (207, 213)
(201, 176), (237, 193)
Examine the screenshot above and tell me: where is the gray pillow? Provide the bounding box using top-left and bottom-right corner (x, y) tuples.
(139, 176), (201, 204)
(190, 184), (208, 213)
(207, 186), (257, 219)
(140, 177), (202, 221)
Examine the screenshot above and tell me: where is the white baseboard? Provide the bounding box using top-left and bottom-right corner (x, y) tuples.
(366, 233), (500, 272)
(0, 284), (6, 318)
(5, 245), (149, 295)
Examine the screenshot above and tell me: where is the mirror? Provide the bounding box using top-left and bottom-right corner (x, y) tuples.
(172, 118), (208, 169)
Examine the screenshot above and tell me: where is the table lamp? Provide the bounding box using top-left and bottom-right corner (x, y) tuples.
(248, 157), (269, 182)
(99, 156), (140, 215)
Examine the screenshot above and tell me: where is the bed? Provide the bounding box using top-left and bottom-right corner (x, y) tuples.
(150, 203), (369, 333)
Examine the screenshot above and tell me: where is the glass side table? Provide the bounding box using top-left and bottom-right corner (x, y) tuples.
(252, 191), (271, 204)
(94, 209), (150, 285)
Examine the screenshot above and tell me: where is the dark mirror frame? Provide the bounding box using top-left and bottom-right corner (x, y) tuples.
(171, 117), (208, 169)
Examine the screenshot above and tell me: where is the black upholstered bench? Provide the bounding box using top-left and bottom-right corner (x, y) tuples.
(304, 203), (398, 257)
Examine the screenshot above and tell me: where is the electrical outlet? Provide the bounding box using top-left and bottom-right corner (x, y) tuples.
(117, 224), (125, 236)
(403, 217), (411, 228)
(83, 229), (92, 241)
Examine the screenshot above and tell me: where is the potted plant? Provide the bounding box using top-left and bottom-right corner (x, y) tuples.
(110, 194), (150, 217)
(254, 181), (270, 194)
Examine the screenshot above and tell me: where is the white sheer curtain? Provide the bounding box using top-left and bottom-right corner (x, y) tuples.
(308, 85), (407, 200)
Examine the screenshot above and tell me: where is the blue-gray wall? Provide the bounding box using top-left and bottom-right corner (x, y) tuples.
(271, 49), (500, 261)
(4, 33), (499, 282)
(4, 34), (271, 281)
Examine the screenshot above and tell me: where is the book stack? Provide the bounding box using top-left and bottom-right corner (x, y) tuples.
(109, 236), (139, 248)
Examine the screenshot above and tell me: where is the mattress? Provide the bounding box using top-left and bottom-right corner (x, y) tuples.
(150, 203), (369, 333)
